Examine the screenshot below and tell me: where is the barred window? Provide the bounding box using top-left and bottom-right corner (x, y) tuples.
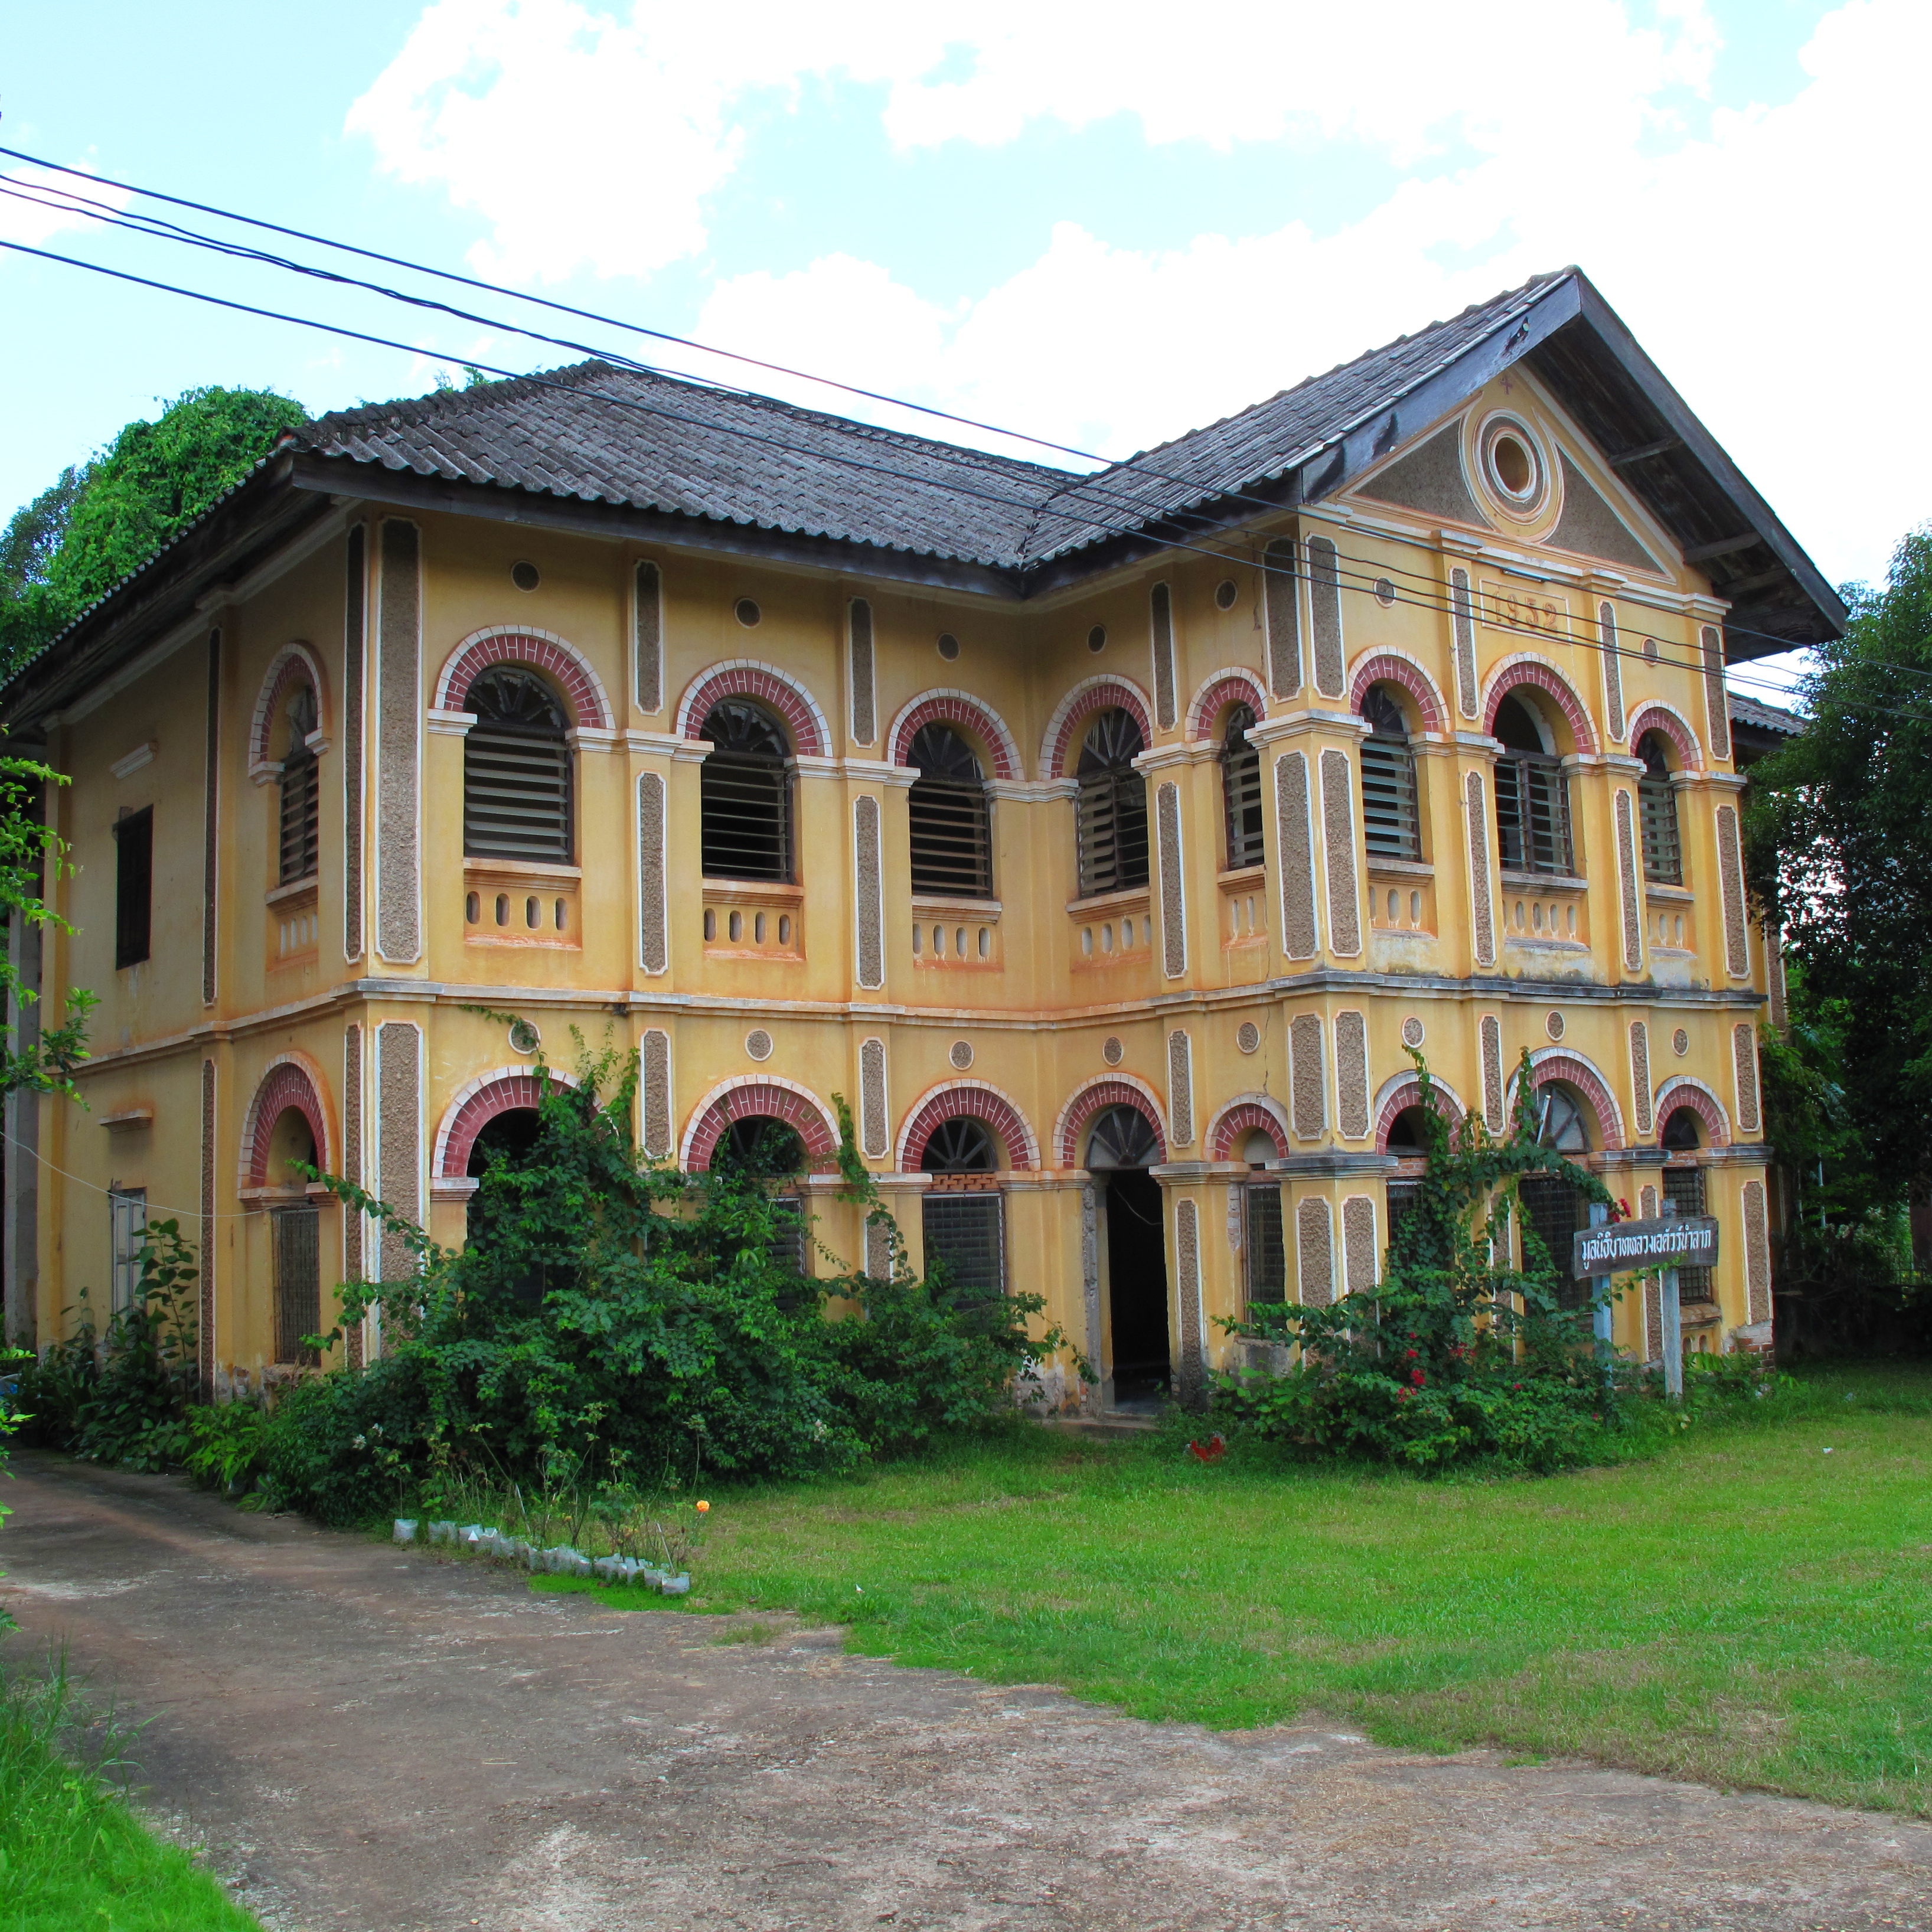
(1244, 1183), (1285, 1306)
(272, 1202), (322, 1367)
(1493, 694), (1574, 876)
(465, 667), (572, 863)
(1075, 707), (1148, 898)
(1358, 686), (1421, 861)
(721, 1117), (807, 1277)
(1221, 702), (1264, 870)
(921, 1116), (1004, 1304)
(1636, 731), (1683, 885)
(908, 723), (992, 898)
(278, 683), (320, 885)
(1519, 1081), (1592, 1309)
(1660, 1109), (1712, 1299)
(701, 700), (792, 882)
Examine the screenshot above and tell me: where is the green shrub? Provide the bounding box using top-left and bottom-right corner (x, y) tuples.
(253, 1039), (1071, 1522)
(181, 1402), (269, 1493)
(1214, 1053), (1640, 1473)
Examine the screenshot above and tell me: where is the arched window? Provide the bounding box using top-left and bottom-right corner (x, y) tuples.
(701, 700), (792, 882)
(1220, 703), (1264, 870)
(908, 723), (992, 898)
(1075, 707), (1148, 898)
(718, 1115), (807, 1275)
(1659, 1106), (1712, 1300)
(264, 1105), (320, 1366)
(278, 683), (320, 886)
(1493, 694), (1574, 876)
(920, 1116), (1004, 1303)
(1517, 1081), (1592, 1307)
(1358, 686), (1421, 862)
(465, 667), (572, 863)
(1636, 730), (1682, 884)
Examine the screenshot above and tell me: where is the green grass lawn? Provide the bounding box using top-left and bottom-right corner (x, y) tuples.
(626, 1365), (1932, 1817)
(0, 1650), (263, 1932)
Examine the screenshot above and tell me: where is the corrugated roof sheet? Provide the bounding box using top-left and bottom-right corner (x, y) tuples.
(295, 272), (1574, 570)
(1728, 690), (1806, 735)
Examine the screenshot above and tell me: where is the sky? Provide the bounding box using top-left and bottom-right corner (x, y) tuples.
(4, 0), (1928, 698)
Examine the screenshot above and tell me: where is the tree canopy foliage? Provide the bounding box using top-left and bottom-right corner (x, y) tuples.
(0, 386), (306, 674)
(1744, 527), (1932, 1208)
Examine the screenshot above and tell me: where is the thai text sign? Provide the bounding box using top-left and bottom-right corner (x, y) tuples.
(1571, 1215), (1719, 1279)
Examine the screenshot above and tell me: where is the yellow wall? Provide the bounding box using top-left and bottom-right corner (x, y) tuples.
(27, 371), (1776, 1398)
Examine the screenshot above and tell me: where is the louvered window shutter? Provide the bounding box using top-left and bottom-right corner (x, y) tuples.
(908, 724), (992, 898)
(464, 668), (572, 863)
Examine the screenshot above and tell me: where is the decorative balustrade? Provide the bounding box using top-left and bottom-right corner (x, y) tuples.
(1367, 861), (1435, 936)
(1500, 871), (1588, 948)
(1069, 889), (1153, 968)
(1219, 867), (1268, 948)
(911, 897), (1001, 968)
(701, 879), (804, 959)
(465, 859), (581, 947)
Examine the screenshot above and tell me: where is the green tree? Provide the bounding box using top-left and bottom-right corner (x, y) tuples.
(1744, 526), (1932, 1213)
(0, 387), (306, 673)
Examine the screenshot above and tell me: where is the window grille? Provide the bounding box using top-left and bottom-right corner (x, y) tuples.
(1636, 733), (1683, 885)
(720, 1117), (808, 1277)
(113, 807), (153, 968)
(272, 1202), (321, 1366)
(278, 686), (321, 886)
(1075, 707), (1149, 898)
(1492, 697), (1573, 876)
(1385, 1178), (1422, 1259)
(109, 1187), (147, 1316)
(1662, 1162), (1712, 1300)
(700, 700), (793, 882)
(921, 1193), (1005, 1308)
(1221, 703), (1265, 870)
(464, 667), (572, 863)
(1358, 687), (1421, 862)
(1244, 1183), (1285, 1306)
(1517, 1174), (1590, 1309)
(908, 723), (993, 898)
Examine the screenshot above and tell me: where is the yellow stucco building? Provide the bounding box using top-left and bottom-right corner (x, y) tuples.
(0, 269), (1841, 1407)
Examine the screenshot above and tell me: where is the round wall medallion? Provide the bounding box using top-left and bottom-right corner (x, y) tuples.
(745, 1028), (774, 1062)
(1673, 1027), (1690, 1057)
(1236, 1020), (1261, 1055)
(510, 560), (540, 592)
(1102, 1035), (1125, 1066)
(949, 1039), (975, 1070)
(1644, 636), (1662, 663)
(1401, 1017), (1424, 1049)
(1477, 414), (1549, 518)
(1215, 579), (1238, 611)
(1374, 576), (1397, 607)
(1545, 1010), (1566, 1042)
(508, 1017), (541, 1055)
(1086, 624), (1107, 653)
(936, 632), (961, 661)
(734, 597), (761, 627)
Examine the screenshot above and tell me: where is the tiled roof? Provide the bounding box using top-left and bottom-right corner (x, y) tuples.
(295, 272), (1575, 572)
(1727, 690), (1806, 735)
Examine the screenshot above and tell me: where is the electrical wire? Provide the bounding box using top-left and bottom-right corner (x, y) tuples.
(1, 1127), (255, 1219)
(0, 141), (1875, 671)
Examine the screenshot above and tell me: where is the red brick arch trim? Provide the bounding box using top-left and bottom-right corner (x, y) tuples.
(1626, 703), (1703, 772)
(1208, 1100), (1290, 1161)
(1055, 1078), (1167, 1168)
(887, 691), (1020, 779)
(896, 1081), (1038, 1171)
(1482, 655), (1598, 755)
(1040, 678), (1154, 779)
(1187, 670), (1269, 741)
(433, 1068), (578, 1180)
(681, 1079), (840, 1173)
(1373, 1078), (1464, 1153)
(240, 1055), (332, 1190)
(249, 644), (327, 766)
(435, 627), (613, 729)
(676, 662), (828, 756)
(1652, 1078), (1730, 1148)
(1350, 652), (1446, 733)
(1520, 1050), (1625, 1150)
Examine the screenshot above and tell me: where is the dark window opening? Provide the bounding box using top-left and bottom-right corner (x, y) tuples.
(1636, 732), (1683, 885)
(278, 684), (321, 885)
(1359, 686), (1422, 861)
(700, 700), (793, 882)
(720, 1115), (807, 1278)
(1662, 1160), (1712, 1300)
(464, 667), (572, 863)
(272, 1202), (321, 1366)
(908, 723), (993, 898)
(1493, 694), (1574, 876)
(113, 807), (153, 969)
(920, 1116), (999, 1174)
(1220, 702), (1265, 870)
(466, 1107), (546, 1303)
(1075, 707), (1148, 898)
(1245, 1182), (1285, 1307)
(1519, 1081), (1591, 1309)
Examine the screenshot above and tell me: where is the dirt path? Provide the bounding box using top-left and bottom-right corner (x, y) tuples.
(1, 1454), (1927, 1932)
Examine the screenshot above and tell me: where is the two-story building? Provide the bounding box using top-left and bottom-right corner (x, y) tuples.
(0, 267), (1842, 1407)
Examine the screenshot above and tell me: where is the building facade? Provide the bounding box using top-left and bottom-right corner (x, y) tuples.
(0, 270), (1843, 1405)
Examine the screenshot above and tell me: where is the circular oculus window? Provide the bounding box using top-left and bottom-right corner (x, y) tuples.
(734, 597), (762, 628)
(511, 560), (540, 592)
(1479, 417), (1548, 516)
(1214, 579), (1238, 611)
(1102, 1035), (1125, 1066)
(936, 632), (961, 661)
(1086, 624), (1107, 654)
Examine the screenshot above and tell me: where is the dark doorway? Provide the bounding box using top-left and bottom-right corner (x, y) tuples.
(468, 1107), (544, 1302)
(1087, 1104), (1169, 1407)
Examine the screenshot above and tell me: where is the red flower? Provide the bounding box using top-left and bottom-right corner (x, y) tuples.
(1410, 1369), (1426, 1386)
(1404, 1349), (1419, 1360)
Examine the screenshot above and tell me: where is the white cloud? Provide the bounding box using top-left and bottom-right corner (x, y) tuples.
(0, 162), (133, 248)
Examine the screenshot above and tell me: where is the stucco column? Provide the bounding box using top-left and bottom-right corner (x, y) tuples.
(1150, 1161), (1214, 1409)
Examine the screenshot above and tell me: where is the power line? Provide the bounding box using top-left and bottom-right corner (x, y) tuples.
(11, 230), (1930, 731)
(1, 142), (1869, 671)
